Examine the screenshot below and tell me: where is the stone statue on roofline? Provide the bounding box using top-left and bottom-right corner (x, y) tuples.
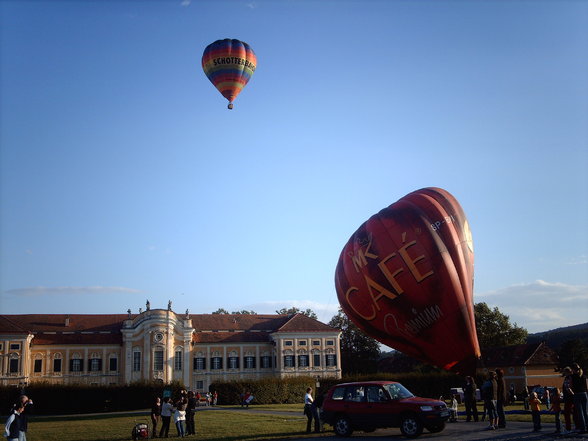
(168, 300), (172, 311)
(146, 300), (150, 310)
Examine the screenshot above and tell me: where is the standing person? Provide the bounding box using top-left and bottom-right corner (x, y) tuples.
(550, 387), (562, 434)
(213, 391), (218, 406)
(463, 376), (479, 422)
(150, 397), (161, 438)
(304, 387), (315, 433)
(529, 391), (542, 432)
(4, 403), (24, 441)
(185, 391), (197, 436)
(159, 397), (173, 438)
(571, 363), (588, 433)
(495, 369), (508, 428)
(562, 366), (577, 433)
(173, 403), (186, 438)
(14, 395), (32, 441)
(312, 390), (324, 433)
(481, 371), (498, 430)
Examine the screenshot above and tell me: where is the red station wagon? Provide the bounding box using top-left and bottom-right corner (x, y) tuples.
(321, 381), (449, 438)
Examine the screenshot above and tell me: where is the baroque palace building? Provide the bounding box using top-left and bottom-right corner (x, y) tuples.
(0, 304), (342, 392)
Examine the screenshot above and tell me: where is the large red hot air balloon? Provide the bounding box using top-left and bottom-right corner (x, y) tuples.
(201, 39), (257, 109)
(334, 187), (480, 374)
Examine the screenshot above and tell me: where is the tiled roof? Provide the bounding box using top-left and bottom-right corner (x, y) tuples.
(480, 342), (556, 367)
(277, 313), (338, 332)
(0, 312), (338, 346)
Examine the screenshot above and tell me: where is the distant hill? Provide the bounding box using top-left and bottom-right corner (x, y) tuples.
(527, 322), (588, 349)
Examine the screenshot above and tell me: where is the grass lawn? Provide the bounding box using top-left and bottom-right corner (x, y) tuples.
(25, 402), (546, 441)
(27, 407), (329, 441)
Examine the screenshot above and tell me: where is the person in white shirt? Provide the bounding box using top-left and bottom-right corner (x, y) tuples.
(159, 397), (173, 438)
(174, 403), (186, 437)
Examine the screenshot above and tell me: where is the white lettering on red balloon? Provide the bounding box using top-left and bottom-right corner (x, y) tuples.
(383, 305), (444, 338)
(345, 231), (434, 321)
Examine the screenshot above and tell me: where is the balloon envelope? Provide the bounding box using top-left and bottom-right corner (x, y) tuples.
(334, 187), (480, 375)
(202, 39), (257, 109)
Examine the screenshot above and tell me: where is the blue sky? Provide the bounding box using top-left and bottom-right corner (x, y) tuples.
(1, 0), (587, 334)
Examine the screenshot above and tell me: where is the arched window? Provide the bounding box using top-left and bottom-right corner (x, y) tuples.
(53, 353), (62, 373)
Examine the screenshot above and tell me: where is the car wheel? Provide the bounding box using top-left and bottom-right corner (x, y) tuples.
(427, 422), (445, 433)
(334, 416), (353, 437)
(400, 414), (424, 438)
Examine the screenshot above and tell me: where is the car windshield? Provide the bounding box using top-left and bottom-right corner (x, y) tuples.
(384, 383), (414, 400)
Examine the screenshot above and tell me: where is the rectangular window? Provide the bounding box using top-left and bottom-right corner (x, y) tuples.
(194, 357), (206, 370)
(298, 355), (309, 367)
(261, 356), (271, 368)
(284, 340), (293, 346)
(244, 356), (256, 369)
(90, 358), (102, 372)
(312, 340), (320, 346)
(196, 380), (204, 389)
(299, 340), (307, 346)
(211, 357), (223, 370)
(133, 352), (141, 372)
(326, 340), (334, 346)
(9, 358), (19, 373)
(53, 358), (62, 373)
(284, 355), (294, 367)
(174, 350), (182, 371)
(228, 356), (239, 369)
(154, 350), (164, 371)
(109, 357), (118, 372)
(10, 343), (21, 350)
(0, 343), (3, 351)
(326, 354), (337, 367)
(71, 359), (82, 372)
(313, 354), (321, 366)
(34, 359), (42, 373)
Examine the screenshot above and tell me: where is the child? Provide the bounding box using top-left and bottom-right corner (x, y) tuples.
(529, 392), (542, 432)
(450, 394), (459, 422)
(549, 388), (562, 434)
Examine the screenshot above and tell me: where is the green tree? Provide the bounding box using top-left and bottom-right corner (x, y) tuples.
(275, 307), (318, 320)
(474, 302), (528, 349)
(212, 308), (230, 314)
(232, 310), (257, 315)
(328, 308), (381, 375)
(558, 339), (588, 369)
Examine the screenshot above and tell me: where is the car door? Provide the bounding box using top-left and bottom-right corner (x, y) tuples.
(342, 385), (374, 427)
(365, 385), (397, 428)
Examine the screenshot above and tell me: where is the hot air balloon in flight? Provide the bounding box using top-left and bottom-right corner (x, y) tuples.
(201, 39), (257, 109)
(334, 187), (480, 375)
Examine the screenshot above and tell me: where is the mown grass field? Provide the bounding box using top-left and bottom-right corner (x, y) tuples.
(25, 403), (543, 441)
(26, 406), (324, 441)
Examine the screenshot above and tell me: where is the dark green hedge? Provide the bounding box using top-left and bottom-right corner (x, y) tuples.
(0, 380), (185, 416)
(0, 372), (471, 415)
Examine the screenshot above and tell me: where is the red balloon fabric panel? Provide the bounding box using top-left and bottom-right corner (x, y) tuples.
(335, 187), (480, 374)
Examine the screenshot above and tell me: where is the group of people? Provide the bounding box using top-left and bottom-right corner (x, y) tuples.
(150, 390), (217, 438)
(3, 395), (33, 441)
(459, 363), (588, 434)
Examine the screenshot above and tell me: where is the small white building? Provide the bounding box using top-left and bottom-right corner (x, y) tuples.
(0, 306), (342, 392)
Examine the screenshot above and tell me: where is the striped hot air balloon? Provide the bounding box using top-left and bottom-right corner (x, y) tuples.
(201, 39), (257, 109)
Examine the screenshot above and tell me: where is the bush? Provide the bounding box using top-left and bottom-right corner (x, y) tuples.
(0, 380), (186, 415)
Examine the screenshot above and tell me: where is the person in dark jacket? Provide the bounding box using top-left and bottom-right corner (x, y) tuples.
(4, 403), (24, 441)
(464, 376), (479, 422)
(495, 369), (508, 428)
(150, 397), (161, 438)
(571, 363), (588, 433)
(185, 391), (197, 435)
